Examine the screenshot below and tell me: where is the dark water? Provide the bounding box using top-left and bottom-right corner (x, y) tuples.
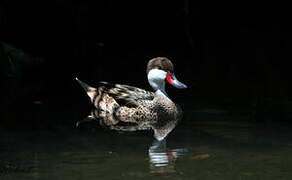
(1, 100), (292, 180)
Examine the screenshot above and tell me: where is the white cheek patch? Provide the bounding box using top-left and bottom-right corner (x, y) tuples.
(148, 69), (167, 81)
(147, 69), (167, 91)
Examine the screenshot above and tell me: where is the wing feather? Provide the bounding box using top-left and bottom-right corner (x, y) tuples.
(98, 81), (154, 107)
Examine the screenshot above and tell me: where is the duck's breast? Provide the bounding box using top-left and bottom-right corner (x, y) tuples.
(149, 96), (182, 128)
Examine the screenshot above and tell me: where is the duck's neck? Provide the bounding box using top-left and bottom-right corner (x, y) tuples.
(155, 89), (168, 97)
(148, 78), (168, 97)
(150, 81), (168, 97)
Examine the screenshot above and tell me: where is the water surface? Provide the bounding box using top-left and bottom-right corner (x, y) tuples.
(1, 101), (292, 180)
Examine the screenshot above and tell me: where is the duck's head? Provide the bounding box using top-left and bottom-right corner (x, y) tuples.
(147, 57), (187, 96)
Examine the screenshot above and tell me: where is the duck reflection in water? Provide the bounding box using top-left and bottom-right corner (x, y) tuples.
(148, 139), (188, 173)
(77, 113), (188, 174)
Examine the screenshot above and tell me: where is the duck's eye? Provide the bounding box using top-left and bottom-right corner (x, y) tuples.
(157, 66), (162, 70)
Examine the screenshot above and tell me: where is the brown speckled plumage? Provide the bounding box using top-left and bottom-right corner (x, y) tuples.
(76, 57), (185, 140)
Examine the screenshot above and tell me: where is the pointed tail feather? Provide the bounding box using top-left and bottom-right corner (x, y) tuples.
(75, 77), (97, 102)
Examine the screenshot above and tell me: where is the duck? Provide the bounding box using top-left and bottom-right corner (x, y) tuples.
(76, 57), (187, 141)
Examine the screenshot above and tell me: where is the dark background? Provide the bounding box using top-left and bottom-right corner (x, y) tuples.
(1, 1), (292, 125)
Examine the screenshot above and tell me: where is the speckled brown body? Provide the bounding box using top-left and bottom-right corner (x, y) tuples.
(88, 83), (183, 140)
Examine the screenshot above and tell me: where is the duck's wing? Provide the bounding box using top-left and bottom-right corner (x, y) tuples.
(99, 81), (155, 107)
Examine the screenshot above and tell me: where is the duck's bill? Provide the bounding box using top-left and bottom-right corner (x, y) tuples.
(166, 73), (187, 89)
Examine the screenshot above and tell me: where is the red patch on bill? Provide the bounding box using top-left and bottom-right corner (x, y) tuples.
(166, 72), (174, 84)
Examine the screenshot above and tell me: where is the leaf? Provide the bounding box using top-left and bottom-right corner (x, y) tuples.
(191, 154), (211, 160)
